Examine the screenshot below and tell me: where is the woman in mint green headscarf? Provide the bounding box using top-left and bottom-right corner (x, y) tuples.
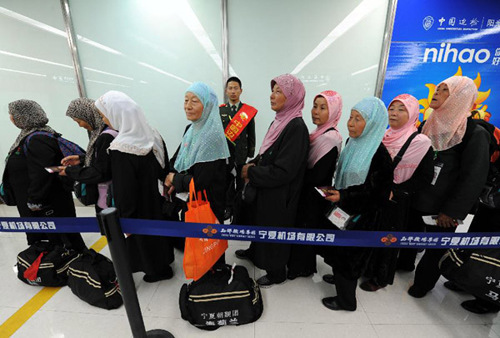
(321, 97), (393, 312)
(165, 82), (230, 223)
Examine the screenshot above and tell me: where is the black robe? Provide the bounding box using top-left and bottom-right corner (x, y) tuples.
(246, 117), (309, 271)
(325, 143), (393, 280)
(169, 125), (227, 224)
(287, 143), (339, 274)
(110, 150), (174, 275)
(2, 133), (85, 250)
(65, 132), (114, 212)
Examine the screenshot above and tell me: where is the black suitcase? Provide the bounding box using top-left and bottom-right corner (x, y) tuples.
(179, 264), (263, 330)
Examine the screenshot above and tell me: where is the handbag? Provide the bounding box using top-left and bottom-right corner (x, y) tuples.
(67, 249), (123, 310)
(0, 182), (16, 206)
(74, 181), (99, 206)
(184, 179), (228, 281)
(17, 242), (80, 286)
(179, 264), (263, 331)
(440, 248), (500, 306)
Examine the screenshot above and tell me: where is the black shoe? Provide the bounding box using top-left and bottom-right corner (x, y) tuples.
(287, 270), (314, 280)
(360, 279), (385, 292)
(257, 274), (286, 288)
(408, 284), (428, 298)
(461, 300), (500, 314)
(322, 274), (335, 285)
(322, 297), (356, 311)
(143, 267), (173, 283)
(235, 249), (252, 261)
(444, 281), (464, 292)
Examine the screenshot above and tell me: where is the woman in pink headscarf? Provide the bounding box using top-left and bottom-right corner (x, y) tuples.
(287, 90), (343, 281)
(361, 94), (433, 292)
(236, 74), (309, 288)
(406, 76), (490, 300)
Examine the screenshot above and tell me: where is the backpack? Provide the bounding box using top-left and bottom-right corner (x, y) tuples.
(179, 264), (263, 330)
(23, 131), (85, 158)
(17, 242), (80, 287)
(462, 119), (500, 209)
(67, 249), (123, 310)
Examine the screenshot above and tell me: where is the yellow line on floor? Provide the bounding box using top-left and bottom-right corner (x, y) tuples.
(0, 236), (108, 337)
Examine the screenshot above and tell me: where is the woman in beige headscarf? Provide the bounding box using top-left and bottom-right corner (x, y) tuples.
(407, 76), (490, 299)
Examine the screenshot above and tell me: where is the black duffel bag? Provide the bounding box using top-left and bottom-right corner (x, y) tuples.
(179, 264), (263, 330)
(17, 241), (80, 287)
(440, 248), (500, 306)
(67, 249), (123, 310)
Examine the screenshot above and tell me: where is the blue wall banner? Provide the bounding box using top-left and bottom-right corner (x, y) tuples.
(1, 216), (500, 250)
(382, 0), (500, 127)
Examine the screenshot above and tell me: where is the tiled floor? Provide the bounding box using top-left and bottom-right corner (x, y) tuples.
(0, 204), (498, 338)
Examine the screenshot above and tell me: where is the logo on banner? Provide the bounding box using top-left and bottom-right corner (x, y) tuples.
(423, 16), (434, 30)
(381, 234), (398, 246)
(423, 43), (491, 64)
(203, 225), (218, 237)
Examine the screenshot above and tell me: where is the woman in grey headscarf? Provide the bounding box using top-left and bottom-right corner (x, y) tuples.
(59, 98), (117, 212)
(1, 99), (86, 250)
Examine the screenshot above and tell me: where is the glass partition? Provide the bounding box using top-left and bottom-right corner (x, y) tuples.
(68, 0), (224, 154)
(0, 0), (82, 173)
(227, 0), (389, 147)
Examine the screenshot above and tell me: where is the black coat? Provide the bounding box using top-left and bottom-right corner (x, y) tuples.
(170, 125), (228, 224)
(2, 133), (85, 249)
(246, 117), (309, 271)
(297, 145), (339, 229)
(413, 119), (490, 219)
(326, 143), (393, 280)
(65, 132), (114, 185)
(220, 102), (256, 166)
(110, 149), (174, 275)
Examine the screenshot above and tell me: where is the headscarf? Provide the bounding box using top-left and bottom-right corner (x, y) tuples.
(8, 100), (56, 155)
(66, 98), (106, 166)
(334, 97), (388, 190)
(174, 82), (230, 172)
(308, 90), (343, 168)
(383, 94), (432, 184)
(422, 76), (478, 151)
(95, 91), (166, 168)
(259, 74), (305, 155)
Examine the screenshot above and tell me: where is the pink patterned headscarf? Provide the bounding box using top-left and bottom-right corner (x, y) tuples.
(259, 74), (305, 155)
(422, 76), (478, 151)
(308, 90), (343, 168)
(383, 94), (431, 184)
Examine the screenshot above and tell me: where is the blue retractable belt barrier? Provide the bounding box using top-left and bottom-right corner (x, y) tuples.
(1, 216), (499, 249)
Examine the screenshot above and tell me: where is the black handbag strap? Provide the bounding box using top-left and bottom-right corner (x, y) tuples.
(392, 131), (419, 170)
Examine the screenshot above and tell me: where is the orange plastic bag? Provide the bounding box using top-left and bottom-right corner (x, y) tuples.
(183, 179), (228, 280)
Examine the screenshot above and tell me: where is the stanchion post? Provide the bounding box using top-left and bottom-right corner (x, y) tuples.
(98, 208), (174, 338)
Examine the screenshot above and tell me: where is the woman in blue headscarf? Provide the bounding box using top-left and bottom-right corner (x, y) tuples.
(321, 97), (393, 312)
(165, 82), (230, 224)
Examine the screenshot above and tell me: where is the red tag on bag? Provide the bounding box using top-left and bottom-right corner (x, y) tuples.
(23, 251), (46, 281)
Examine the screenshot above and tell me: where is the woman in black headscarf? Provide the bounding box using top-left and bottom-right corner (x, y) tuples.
(1, 100), (86, 250)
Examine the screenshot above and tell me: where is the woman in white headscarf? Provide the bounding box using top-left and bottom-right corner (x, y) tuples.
(95, 91), (174, 283)
(407, 76), (490, 300)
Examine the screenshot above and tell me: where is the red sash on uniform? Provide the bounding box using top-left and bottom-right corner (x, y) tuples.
(224, 104), (257, 143)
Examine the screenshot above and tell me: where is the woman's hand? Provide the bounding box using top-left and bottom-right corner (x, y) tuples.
(325, 190), (340, 203)
(61, 155), (80, 166)
(436, 213), (458, 228)
(58, 166), (67, 176)
(165, 173), (175, 195)
(241, 163), (255, 180)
